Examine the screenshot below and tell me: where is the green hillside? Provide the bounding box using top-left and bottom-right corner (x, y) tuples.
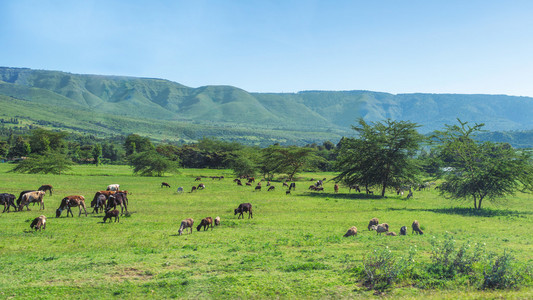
(1, 66), (533, 145)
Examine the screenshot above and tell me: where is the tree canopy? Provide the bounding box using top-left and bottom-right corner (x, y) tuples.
(10, 151), (73, 175)
(127, 150), (179, 176)
(432, 120), (533, 209)
(334, 118), (424, 196)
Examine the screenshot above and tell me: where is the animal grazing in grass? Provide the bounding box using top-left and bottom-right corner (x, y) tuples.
(197, 183), (205, 190)
(406, 189), (413, 199)
(195, 177), (202, 181)
(178, 218), (194, 235)
(245, 182), (252, 186)
(368, 218), (379, 230)
(248, 177), (255, 183)
(107, 192), (128, 215)
(289, 182), (296, 191)
(106, 184), (120, 191)
(255, 185), (261, 192)
(268, 186), (275, 191)
(16, 190), (36, 207)
(283, 181), (289, 187)
(91, 191), (115, 212)
(177, 187), (184, 193)
(386, 232), (397, 236)
(161, 182), (171, 188)
(103, 209), (120, 223)
(191, 186), (197, 193)
(235, 203), (253, 219)
(400, 226), (407, 235)
(412, 220), (423, 235)
(286, 190), (291, 195)
(0, 193), (17, 213)
(214, 216), (220, 226)
(334, 184), (339, 193)
(349, 185), (361, 193)
(38, 184), (53, 196)
(371, 223), (389, 235)
(343, 226), (358, 237)
(197, 217), (213, 231)
(56, 195), (88, 217)
(92, 194), (106, 214)
(30, 215), (47, 231)
(19, 191), (46, 211)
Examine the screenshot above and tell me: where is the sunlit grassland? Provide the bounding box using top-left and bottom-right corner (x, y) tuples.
(0, 164), (531, 299)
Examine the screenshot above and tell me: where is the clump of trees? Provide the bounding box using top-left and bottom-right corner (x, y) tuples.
(432, 120), (533, 209)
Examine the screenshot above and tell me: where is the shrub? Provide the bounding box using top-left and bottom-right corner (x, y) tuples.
(361, 246), (416, 291)
(482, 251), (523, 290)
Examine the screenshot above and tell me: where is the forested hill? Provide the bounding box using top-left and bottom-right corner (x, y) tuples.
(1, 67), (533, 145)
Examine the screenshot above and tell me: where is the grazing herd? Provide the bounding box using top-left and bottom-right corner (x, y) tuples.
(1, 183), (131, 231)
(4, 176), (427, 240)
(343, 217), (425, 238)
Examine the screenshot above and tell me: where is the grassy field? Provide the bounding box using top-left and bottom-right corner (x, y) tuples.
(0, 164), (531, 299)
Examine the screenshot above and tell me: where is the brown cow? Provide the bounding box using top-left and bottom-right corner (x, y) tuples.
(30, 215), (47, 231)
(235, 203), (253, 219)
(38, 185), (53, 196)
(178, 218), (194, 235)
(56, 195), (88, 217)
(197, 217), (213, 231)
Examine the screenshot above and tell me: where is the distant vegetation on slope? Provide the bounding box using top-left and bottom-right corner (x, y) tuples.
(1, 67), (533, 146)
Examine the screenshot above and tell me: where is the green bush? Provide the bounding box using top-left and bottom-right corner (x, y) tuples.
(482, 251), (523, 290)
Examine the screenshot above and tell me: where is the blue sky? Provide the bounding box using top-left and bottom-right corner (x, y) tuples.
(1, 0), (532, 96)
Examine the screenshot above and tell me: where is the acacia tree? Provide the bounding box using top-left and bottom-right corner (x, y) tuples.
(433, 120), (533, 209)
(127, 150), (179, 176)
(11, 151), (73, 175)
(334, 118), (423, 197)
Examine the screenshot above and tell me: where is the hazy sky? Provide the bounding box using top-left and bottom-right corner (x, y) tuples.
(1, 0), (532, 96)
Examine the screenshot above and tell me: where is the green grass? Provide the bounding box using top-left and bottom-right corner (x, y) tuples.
(0, 164), (531, 299)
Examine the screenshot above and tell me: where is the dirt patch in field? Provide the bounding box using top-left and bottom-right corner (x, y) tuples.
(110, 267), (154, 282)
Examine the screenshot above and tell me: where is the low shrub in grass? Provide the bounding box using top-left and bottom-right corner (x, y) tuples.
(482, 251), (527, 290)
(360, 246), (417, 291)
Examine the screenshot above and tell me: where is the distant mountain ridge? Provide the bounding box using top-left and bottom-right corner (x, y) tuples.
(1, 67), (533, 145)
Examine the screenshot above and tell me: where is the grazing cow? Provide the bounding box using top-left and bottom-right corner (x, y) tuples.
(245, 182), (252, 186)
(406, 189), (413, 199)
(334, 184), (339, 193)
(289, 182), (296, 191)
(107, 192), (128, 215)
(197, 183), (205, 190)
(178, 218), (194, 235)
(106, 184), (120, 191)
(349, 185), (361, 193)
(30, 215), (47, 231)
(195, 177), (202, 181)
(248, 177), (255, 183)
(92, 194), (107, 214)
(268, 186), (275, 191)
(19, 191), (46, 211)
(343, 226), (358, 237)
(254, 185), (261, 192)
(38, 185), (53, 196)
(191, 186), (197, 193)
(16, 190), (36, 207)
(315, 187), (324, 192)
(266, 181), (271, 186)
(237, 180), (243, 186)
(0, 193), (17, 213)
(234, 203), (253, 219)
(214, 216), (220, 226)
(197, 217), (213, 231)
(368, 218), (379, 230)
(283, 181), (289, 187)
(103, 209), (120, 223)
(161, 182), (171, 188)
(56, 195), (88, 217)
(177, 187), (184, 193)
(91, 191), (115, 211)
